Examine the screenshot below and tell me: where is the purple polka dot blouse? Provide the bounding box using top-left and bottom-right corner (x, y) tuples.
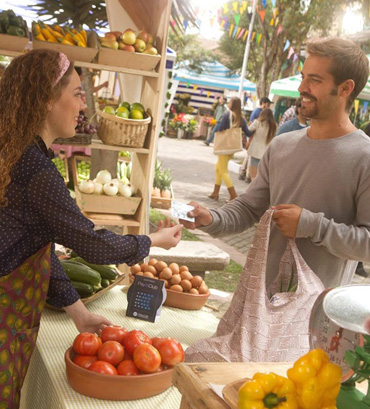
(0, 138), (151, 308)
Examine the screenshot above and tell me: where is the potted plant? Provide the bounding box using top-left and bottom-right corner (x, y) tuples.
(159, 168), (172, 199)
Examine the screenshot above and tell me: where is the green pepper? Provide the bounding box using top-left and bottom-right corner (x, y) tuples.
(0, 11), (10, 33)
(9, 15), (24, 29)
(7, 25), (25, 37)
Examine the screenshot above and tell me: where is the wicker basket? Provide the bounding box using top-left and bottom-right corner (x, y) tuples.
(54, 133), (93, 145)
(97, 106), (151, 148)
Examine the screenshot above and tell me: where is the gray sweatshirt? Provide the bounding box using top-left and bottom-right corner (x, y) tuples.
(203, 128), (370, 288)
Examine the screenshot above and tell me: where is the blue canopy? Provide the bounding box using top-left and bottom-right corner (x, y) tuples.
(174, 61), (256, 92)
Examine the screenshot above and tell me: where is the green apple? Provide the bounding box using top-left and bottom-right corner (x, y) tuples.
(130, 109), (144, 120)
(119, 101), (131, 110)
(103, 106), (116, 115)
(116, 106), (130, 115)
(130, 102), (145, 114)
(116, 110), (130, 119)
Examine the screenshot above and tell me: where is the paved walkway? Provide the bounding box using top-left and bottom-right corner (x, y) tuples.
(156, 135), (370, 289)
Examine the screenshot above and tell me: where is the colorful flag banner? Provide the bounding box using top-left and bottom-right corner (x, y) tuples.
(293, 53), (299, 63)
(287, 46), (294, 59)
(200, 88), (204, 95)
(262, 0), (267, 7)
(277, 24), (282, 36)
(210, 17), (215, 26)
(257, 33), (262, 45)
(220, 19), (225, 29)
(363, 101), (369, 112)
(206, 91), (212, 98)
(270, 18), (274, 26)
(193, 85), (198, 91)
(229, 24), (234, 37)
(252, 31), (256, 41)
(258, 10), (265, 22)
(234, 14), (241, 26)
(354, 99), (359, 115)
(183, 20), (188, 30)
(275, 16), (279, 26)
(283, 39), (290, 51)
(243, 29), (249, 41)
(186, 82), (190, 88)
(171, 20), (176, 27)
(273, 8), (279, 17)
(271, 0), (277, 6)
(240, 6), (245, 15)
(242, 1), (248, 10)
(235, 26), (242, 38)
(232, 2), (238, 12)
(232, 25), (238, 38)
(223, 4), (229, 14)
(238, 28), (246, 39)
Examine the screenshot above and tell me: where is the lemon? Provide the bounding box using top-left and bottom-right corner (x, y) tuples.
(130, 109), (144, 120)
(116, 106), (130, 115)
(103, 106), (115, 115)
(119, 101), (130, 110)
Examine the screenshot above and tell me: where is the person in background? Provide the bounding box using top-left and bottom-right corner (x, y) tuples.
(276, 99), (308, 135)
(0, 49), (182, 408)
(249, 96), (272, 123)
(204, 95), (227, 146)
(182, 37), (370, 295)
(247, 108), (277, 180)
(208, 97), (251, 201)
(75, 66), (109, 94)
(278, 98), (299, 127)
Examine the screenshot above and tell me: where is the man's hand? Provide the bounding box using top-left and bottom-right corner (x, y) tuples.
(179, 201), (213, 230)
(271, 204), (302, 237)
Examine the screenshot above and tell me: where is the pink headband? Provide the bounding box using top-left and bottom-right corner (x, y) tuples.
(54, 52), (70, 86)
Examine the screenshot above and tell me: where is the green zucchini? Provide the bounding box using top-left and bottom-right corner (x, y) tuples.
(101, 279), (110, 288)
(71, 281), (94, 298)
(71, 257), (118, 281)
(61, 260), (101, 287)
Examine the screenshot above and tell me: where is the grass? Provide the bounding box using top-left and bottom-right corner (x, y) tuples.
(150, 208), (243, 292)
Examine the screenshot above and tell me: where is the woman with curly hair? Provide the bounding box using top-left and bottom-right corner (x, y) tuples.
(0, 49), (182, 408)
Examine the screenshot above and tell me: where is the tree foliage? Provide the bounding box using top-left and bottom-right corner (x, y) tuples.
(218, 0), (347, 97)
(168, 31), (215, 72)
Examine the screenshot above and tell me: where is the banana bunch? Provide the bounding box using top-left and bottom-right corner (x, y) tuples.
(32, 21), (87, 47)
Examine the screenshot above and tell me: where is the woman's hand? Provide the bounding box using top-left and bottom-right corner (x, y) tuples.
(64, 299), (112, 334)
(149, 223), (182, 249)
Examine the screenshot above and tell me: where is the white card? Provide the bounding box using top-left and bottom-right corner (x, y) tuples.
(171, 201), (195, 222)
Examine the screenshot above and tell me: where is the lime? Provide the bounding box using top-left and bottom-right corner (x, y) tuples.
(130, 102), (145, 114)
(116, 110), (130, 119)
(103, 106), (116, 115)
(116, 106), (130, 116)
(130, 109), (144, 120)
(119, 101), (131, 110)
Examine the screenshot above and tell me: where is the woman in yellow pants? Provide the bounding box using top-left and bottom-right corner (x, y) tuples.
(208, 97), (251, 201)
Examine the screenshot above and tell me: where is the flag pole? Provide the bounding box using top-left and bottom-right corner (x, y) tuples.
(238, 0), (257, 98)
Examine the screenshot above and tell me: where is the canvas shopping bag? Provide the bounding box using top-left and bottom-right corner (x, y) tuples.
(185, 209), (325, 363)
(213, 112), (243, 155)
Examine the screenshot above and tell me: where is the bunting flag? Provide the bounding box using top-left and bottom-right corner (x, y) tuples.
(232, 1), (238, 12)
(270, 18), (274, 26)
(220, 19), (225, 29)
(243, 29), (249, 41)
(223, 4), (229, 14)
(293, 53), (299, 63)
(238, 28), (246, 39)
(171, 20), (176, 27)
(234, 14), (241, 26)
(235, 26), (242, 38)
(287, 46), (294, 59)
(183, 20), (188, 30)
(200, 88), (204, 95)
(354, 99), (359, 115)
(257, 33), (262, 45)
(363, 101), (369, 112)
(210, 17), (215, 26)
(252, 31), (256, 41)
(277, 24), (282, 36)
(193, 85), (198, 91)
(273, 8), (279, 17)
(242, 1), (248, 10)
(275, 16), (279, 26)
(232, 25), (238, 38)
(186, 82), (190, 88)
(258, 10), (265, 22)
(271, 0), (277, 6)
(262, 0), (267, 7)
(206, 91), (212, 98)
(298, 61), (304, 71)
(283, 39), (290, 51)
(229, 24), (234, 37)
(240, 6), (245, 15)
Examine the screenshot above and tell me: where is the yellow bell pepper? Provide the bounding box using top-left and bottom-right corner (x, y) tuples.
(287, 349), (342, 409)
(238, 372), (298, 409)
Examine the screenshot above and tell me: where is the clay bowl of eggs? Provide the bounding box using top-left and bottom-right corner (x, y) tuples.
(129, 259), (210, 310)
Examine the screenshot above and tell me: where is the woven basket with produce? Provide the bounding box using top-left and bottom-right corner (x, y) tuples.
(97, 102), (151, 148)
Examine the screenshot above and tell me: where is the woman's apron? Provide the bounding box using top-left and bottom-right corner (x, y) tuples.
(0, 243), (51, 409)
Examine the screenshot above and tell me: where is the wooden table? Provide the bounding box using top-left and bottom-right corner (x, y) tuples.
(172, 362), (369, 409)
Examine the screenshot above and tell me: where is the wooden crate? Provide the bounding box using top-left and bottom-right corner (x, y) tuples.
(97, 47), (160, 71)
(52, 155), (69, 186)
(71, 155), (141, 216)
(150, 186), (174, 210)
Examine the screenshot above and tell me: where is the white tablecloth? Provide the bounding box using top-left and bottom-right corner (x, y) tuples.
(20, 286), (219, 409)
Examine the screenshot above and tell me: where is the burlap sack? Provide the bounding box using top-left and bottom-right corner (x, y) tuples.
(185, 209), (325, 362)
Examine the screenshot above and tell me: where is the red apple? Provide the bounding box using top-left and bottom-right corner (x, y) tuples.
(137, 29), (149, 44)
(143, 46), (158, 55)
(121, 29), (136, 45)
(147, 33), (154, 45)
(119, 43), (135, 52)
(105, 32), (117, 41)
(134, 39), (146, 53)
(105, 31), (121, 40)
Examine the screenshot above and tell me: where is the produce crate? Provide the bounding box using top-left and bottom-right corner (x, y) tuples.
(33, 31), (98, 63)
(71, 155), (141, 216)
(52, 155), (69, 186)
(150, 186), (174, 210)
(97, 47), (161, 71)
(0, 32), (29, 52)
(54, 133), (94, 145)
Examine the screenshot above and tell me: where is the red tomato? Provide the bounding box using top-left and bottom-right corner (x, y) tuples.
(123, 350), (133, 361)
(73, 332), (102, 356)
(73, 354), (98, 369)
(98, 340), (124, 366)
(151, 337), (166, 350)
(89, 360), (118, 375)
(133, 344), (161, 373)
(100, 325), (128, 344)
(122, 330), (152, 356)
(157, 338), (185, 366)
(117, 360), (140, 376)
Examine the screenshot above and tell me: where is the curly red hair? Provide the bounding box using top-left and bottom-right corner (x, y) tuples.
(0, 49), (74, 206)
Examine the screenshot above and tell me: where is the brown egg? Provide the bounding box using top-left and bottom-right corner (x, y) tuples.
(169, 284), (183, 292)
(180, 270), (193, 280)
(170, 274), (182, 285)
(130, 264), (141, 275)
(148, 258), (158, 266)
(180, 279), (192, 292)
(169, 262), (180, 275)
(189, 288), (199, 295)
(191, 276), (203, 288)
(155, 261), (168, 273)
(136, 271), (144, 276)
(144, 265), (157, 275)
(143, 272), (154, 278)
(179, 265), (189, 273)
(159, 267), (172, 280)
(198, 283), (209, 294)
(140, 263), (148, 272)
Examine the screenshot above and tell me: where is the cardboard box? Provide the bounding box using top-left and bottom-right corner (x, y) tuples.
(0, 32), (29, 52)
(97, 48), (160, 71)
(71, 155), (141, 216)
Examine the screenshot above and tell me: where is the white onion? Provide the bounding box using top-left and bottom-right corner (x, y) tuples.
(103, 182), (118, 196)
(111, 178), (121, 188)
(93, 182), (104, 195)
(79, 180), (95, 194)
(96, 169), (112, 185)
(119, 184), (132, 198)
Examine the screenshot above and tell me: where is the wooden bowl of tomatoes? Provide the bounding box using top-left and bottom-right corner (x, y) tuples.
(65, 328), (184, 400)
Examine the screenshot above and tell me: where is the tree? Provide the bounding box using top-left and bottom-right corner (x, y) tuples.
(218, 0), (347, 98)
